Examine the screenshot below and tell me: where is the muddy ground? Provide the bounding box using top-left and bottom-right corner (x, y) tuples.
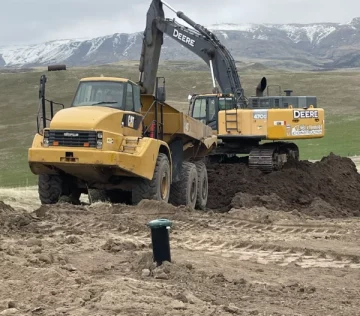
(1, 153), (360, 315)
(207, 153), (360, 217)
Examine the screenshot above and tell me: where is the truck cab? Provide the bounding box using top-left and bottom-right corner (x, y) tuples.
(71, 77), (142, 113)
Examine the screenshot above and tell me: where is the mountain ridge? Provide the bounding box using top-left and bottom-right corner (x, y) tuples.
(1, 17), (360, 70)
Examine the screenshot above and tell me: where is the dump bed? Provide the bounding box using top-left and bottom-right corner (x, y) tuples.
(141, 94), (217, 150)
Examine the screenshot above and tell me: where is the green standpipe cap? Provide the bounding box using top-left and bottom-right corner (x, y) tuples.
(147, 218), (173, 229)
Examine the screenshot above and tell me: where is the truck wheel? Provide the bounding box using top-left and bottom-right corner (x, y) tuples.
(169, 162), (198, 209)
(38, 174), (62, 204)
(132, 153), (171, 205)
(194, 161), (208, 210)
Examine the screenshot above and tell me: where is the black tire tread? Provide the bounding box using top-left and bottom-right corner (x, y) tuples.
(132, 153), (170, 205)
(169, 161), (197, 208)
(194, 161), (208, 210)
(38, 174), (62, 205)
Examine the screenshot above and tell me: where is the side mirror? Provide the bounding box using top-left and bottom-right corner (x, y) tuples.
(156, 86), (166, 103)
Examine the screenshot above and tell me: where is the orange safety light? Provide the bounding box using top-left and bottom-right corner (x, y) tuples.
(83, 142), (90, 147)
(53, 141), (59, 146)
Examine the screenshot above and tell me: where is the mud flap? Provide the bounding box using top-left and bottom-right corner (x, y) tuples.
(169, 139), (183, 183)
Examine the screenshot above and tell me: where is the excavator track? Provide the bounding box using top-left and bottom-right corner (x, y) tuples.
(248, 142), (299, 173)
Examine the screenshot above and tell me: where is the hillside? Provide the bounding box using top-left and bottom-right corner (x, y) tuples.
(1, 18), (360, 70)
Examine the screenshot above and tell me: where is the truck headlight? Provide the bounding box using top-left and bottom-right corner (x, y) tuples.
(43, 130), (49, 147)
(96, 131), (103, 149)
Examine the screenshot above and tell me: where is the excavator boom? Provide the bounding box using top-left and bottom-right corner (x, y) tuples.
(138, 0), (164, 95)
(138, 0), (245, 105)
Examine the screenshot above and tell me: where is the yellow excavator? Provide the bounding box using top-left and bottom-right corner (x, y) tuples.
(143, 0), (325, 172)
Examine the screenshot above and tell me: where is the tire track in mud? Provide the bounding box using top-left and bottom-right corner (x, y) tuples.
(116, 218), (360, 270)
(32, 205), (360, 270)
(173, 216), (357, 237)
(173, 217), (360, 269)
(174, 235), (360, 269)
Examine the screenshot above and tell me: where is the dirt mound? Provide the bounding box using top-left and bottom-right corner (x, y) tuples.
(231, 192), (287, 211)
(0, 201), (35, 229)
(112, 199), (182, 216)
(207, 153), (360, 217)
(0, 201), (16, 215)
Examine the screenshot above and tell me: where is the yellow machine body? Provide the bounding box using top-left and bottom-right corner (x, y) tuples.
(218, 106), (325, 140)
(28, 77), (217, 188)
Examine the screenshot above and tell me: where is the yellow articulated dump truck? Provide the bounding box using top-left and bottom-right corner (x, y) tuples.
(28, 75), (217, 209)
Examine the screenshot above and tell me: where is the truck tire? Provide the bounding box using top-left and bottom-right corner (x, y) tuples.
(194, 161), (208, 210)
(169, 162), (198, 209)
(38, 174), (62, 204)
(132, 153), (171, 205)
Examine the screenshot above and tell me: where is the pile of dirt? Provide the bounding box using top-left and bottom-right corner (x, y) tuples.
(206, 153), (360, 217)
(0, 201), (35, 229)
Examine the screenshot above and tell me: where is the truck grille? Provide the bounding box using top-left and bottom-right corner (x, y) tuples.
(48, 130), (97, 147)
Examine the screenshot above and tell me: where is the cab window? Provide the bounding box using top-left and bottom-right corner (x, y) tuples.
(192, 98), (206, 124)
(133, 84), (142, 112)
(72, 81), (125, 109)
(208, 98), (216, 122)
(218, 97), (234, 110)
(125, 83), (134, 111)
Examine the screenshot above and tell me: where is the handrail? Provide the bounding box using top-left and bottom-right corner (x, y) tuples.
(36, 98), (65, 134)
(141, 100), (156, 123)
(140, 99), (166, 139)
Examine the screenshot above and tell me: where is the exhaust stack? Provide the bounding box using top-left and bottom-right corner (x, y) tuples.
(256, 77), (267, 97)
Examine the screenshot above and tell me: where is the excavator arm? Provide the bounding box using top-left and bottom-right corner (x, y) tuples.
(138, 0), (246, 106)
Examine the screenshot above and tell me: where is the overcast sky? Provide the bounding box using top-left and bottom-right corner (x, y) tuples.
(1, 0), (359, 46)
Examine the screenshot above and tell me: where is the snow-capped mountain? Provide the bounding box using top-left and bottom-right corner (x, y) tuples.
(1, 18), (360, 70)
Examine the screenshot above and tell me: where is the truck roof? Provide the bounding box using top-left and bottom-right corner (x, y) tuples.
(80, 77), (137, 85)
(193, 93), (235, 97)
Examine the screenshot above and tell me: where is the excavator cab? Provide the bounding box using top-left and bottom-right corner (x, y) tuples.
(189, 94), (236, 130)
(189, 95), (216, 128)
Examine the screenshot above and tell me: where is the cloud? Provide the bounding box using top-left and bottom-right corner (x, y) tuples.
(1, 0), (359, 46)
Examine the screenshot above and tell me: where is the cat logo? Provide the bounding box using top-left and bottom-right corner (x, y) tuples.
(128, 115), (135, 128)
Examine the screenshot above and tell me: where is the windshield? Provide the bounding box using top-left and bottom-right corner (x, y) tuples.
(218, 97), (235, 110)
(72, 81), (125, 109)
